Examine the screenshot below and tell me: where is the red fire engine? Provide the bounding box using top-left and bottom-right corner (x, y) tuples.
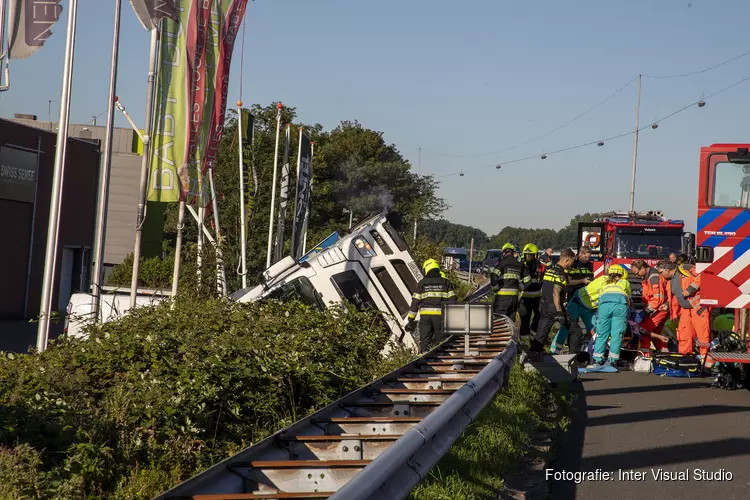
(695, 144), (750, 337)
(577, 211), (685, 305)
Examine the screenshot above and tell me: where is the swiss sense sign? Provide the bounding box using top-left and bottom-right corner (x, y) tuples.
(0, 146), (38, 203)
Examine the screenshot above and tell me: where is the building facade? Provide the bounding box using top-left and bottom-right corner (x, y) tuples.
(0, 118), (101, 319)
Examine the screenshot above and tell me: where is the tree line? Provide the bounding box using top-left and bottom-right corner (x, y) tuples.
(419, 213), (606, 253)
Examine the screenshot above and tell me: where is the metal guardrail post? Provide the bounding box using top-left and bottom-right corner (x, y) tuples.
(330, 316), (518, 500)
(464, 302), (470, 356)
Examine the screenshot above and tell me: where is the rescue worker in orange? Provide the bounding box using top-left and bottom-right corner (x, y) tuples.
(665, 262), (713, 367)
(630, 259), (670, 352)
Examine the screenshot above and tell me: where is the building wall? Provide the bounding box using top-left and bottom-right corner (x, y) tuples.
(106, 153), (142, 265)
(11, 118), (135, 154)
(0, 119), (101, 319)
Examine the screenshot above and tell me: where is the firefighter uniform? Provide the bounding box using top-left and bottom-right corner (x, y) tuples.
(406, 259), (456, 353)
(531, 263), (569, 353)
(491, 244), (525, 318)
(520, 243), (543, 336)
(638, 267), (669, 351)
(666, 263), (710, 360)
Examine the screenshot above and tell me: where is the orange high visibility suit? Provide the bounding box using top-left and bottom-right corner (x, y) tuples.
(666, 263), (710, 357)
(638, 267), (669, 351)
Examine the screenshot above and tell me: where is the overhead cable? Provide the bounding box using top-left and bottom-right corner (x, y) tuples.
(643, 50), (750, 79)
(435, 74), (750, 179)
(421, 76), (639, 159)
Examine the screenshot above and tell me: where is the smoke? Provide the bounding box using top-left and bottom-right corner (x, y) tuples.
(377, 190), (395, 213)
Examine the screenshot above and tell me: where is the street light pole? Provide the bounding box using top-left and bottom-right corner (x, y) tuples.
(629, 74), (641, 212)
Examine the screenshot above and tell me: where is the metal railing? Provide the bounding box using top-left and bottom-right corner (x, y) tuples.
(155, 311), (518, 500)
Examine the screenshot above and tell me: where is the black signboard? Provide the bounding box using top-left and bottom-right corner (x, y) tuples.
(0, 146), (38, 203)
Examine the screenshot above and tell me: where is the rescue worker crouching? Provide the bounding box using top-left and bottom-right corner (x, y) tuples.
(519, 243), (543, 336)
(405, 259), (456, 353)
(530, 248), (589, 356)
(491, 243), (525, 319)
(550, 270), (607, 356)
(631, 259), (670, 352)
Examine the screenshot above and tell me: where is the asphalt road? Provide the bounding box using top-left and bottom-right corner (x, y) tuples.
(550, 370), (750, 500)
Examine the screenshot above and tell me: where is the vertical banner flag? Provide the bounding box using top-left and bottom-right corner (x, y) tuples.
(7, 0), (64, 59)
(273, 125), (291, 263)
(148, 0), (248, 206)
(291, 130), (312, 258)
(129, 0), (178, 31)
(240, 108), (256, 228)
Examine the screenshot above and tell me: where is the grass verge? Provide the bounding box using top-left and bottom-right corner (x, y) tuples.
(409, 363), (570, 500)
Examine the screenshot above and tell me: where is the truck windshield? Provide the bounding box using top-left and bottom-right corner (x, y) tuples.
(265, 277), (325, 310)
(615, 229), (682, 258)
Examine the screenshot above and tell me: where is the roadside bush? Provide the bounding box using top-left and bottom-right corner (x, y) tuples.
(0, 295), (415, 499)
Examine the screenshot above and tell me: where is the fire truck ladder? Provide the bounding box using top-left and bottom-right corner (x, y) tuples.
(155, 315), (518, 500)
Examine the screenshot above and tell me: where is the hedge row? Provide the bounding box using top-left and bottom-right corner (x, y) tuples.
(0, 297), (414, 499)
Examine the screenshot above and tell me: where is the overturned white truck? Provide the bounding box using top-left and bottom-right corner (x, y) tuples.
(232, 213), (422, 349)
(65, 214), (422, 349)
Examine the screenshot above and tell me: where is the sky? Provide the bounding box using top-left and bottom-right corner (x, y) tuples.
(2, 0), (749, 235)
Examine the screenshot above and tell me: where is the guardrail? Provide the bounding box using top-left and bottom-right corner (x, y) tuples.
(155, 311), (518, 500)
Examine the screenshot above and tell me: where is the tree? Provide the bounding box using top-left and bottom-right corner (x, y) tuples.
(111, 103), (447, 292)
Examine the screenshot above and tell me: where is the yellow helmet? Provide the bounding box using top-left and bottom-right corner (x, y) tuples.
(608, 264), (628, 280)
(522, 243), (538, 255)
(502, 242), (515, 251)
(423, 259), (440, 274)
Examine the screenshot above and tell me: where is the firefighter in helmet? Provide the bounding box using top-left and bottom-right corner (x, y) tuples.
(519, 243), (543, 336)
(490, 243), (525, 318)
(406, 259), (456, 353)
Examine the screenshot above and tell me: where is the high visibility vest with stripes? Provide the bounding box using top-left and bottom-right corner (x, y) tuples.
(600, 279), (630, 299)
(578, 275), (608, 309)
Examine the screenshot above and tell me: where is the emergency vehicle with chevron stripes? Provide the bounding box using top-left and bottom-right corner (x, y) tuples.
(695, 144), (750, 310)
(577, 211), (686, 306)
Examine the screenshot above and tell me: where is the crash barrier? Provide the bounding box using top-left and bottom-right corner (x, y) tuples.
(155, 308), (518, 500)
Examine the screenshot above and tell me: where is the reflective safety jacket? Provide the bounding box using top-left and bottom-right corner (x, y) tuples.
(566, 259), (594, 293)
(491, 256), (525, 296)
(641, 267), (666, 314)
(521, 259), (543, 299)
(667, 263), (702, 318)
(600, 279), (631, 299)
(577, 275), (608, 309)
(408, 269), (456, 319)
(541, 264), (569, 306)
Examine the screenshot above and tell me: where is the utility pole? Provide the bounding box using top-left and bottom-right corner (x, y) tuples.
(629, 74), (641, 212)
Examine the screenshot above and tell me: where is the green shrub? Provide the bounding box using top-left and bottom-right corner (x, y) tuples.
(0, 295), (416, 499)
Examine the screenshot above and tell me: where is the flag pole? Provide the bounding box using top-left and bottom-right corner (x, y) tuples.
(37, 0), (80, 352)
(91, 0), (122, 321)
(273, 124), (291, 263)
(170, 200), (186, 303)
(237, 101), (248, 289)
(130, 25), (161, 308)
(209, 168), (228, 295)
(265, 102), (283, 269)
(197, 203), (204, 287)
(302, 141), (315, 254)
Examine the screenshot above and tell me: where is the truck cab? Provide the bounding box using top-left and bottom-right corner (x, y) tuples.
(578, 211), (684, 307)
(231, 213), (422, 349)
(695, 144), (750, 310)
